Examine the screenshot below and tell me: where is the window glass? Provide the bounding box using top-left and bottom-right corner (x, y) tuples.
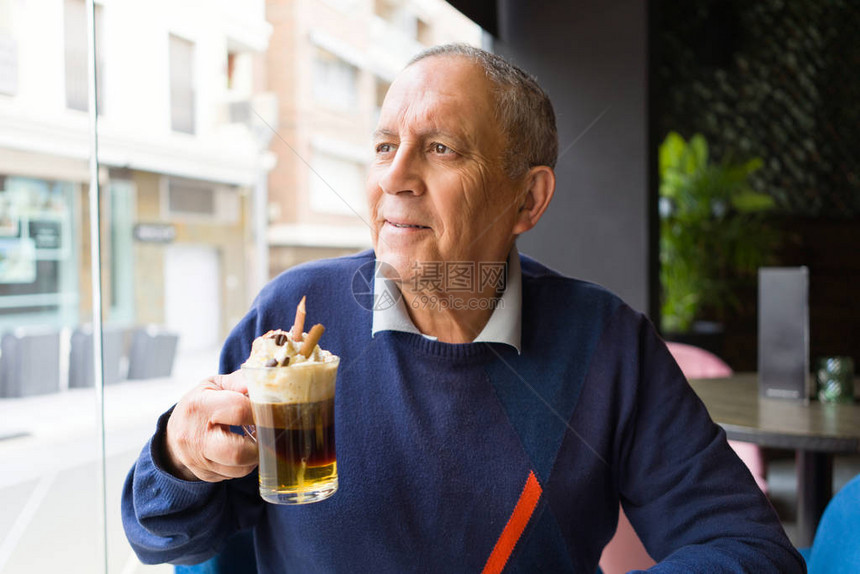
(308, 150), (366, 217)
(0, 182), (99, 571)
(169, 34), (195, 134)
(108, 178), (135, 324)
(0, 177), (78, 328)
(0, 0), (18, 96)
(0, 0), (481, 571)
(312, 48), (358, 111)
(64, 0), (105, 113)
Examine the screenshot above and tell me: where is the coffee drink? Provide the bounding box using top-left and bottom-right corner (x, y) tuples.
(252, 397), (337, 502)
(243, 342), (339, 505)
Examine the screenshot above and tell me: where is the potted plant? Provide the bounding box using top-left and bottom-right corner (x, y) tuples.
(659, 132), (781, 346)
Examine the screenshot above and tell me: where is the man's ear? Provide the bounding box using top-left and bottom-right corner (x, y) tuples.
(512, 166), (555, 235)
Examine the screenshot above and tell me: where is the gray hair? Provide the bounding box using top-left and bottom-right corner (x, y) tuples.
(408, 43), (558, 179)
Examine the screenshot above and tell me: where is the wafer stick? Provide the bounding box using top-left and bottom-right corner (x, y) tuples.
(290, 296), (307, 341)
(300, 324), (325, 357)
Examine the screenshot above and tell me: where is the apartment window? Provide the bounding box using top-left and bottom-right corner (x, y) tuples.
(374, 77), (390, 125)
(169, 34), (195, 134)
(0, 0), (17, 96)
(163, 177), (238, 223)
(417, 18), (432, 45)
(226, 51), (237, 90)
(167, 178), (215, 216)
(374, 0), (395, 21)
(64, 0), (105, 113)
(308, 150), (365, 216)
(225, 48), (252, 97)
(0, 33), (14, 96)
(374, 0), (417, 38)
(312, 48), (357, 111)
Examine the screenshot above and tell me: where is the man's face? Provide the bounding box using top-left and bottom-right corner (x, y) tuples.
(367, 56), (524, 292)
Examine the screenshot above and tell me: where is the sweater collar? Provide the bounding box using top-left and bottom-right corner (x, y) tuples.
(371, 246), (522, 354)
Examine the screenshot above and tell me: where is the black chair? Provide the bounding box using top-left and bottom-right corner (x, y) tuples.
(126, 326), (179, 380)
(0, 327), (61, 397)
(68, 324), (127, 388)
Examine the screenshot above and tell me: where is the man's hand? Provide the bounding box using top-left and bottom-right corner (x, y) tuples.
(164, 371), (258, 482)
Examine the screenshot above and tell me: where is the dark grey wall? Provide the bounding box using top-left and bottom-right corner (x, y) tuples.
(491, 0), (651, 314)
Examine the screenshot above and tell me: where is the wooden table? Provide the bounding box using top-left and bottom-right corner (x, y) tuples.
(689, 373), (860, 547)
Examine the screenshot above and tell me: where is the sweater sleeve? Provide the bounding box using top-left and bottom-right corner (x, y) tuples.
(120, 409), (262, 565)
(120, 309), (263, 565)
(616, 310), (806, 573)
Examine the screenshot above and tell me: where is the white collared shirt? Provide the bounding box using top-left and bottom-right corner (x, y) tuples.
(371, 246), (522, 354)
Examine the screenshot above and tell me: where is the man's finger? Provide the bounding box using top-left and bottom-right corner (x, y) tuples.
(200, 460), (258, 481)
(203, 428), (259, 469)
(193, 460), (258, 483)
(211, 370), (248, 394)
(205, 389), (254, 427)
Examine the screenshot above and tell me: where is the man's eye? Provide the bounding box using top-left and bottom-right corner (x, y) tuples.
(376, 143), (393, 153)
(432, 143), (453, 154)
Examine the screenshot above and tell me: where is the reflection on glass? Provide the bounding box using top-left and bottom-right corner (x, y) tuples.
(64, 0), (105, 114)
(0, 177), (78, 330)
(1, 0), (480, 571)
(108, 177), (135, 324)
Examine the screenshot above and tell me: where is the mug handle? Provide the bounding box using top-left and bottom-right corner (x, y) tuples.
(241, 391), (256, 442)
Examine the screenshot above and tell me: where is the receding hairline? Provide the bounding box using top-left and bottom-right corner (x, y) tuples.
(400, 52), (517, 162)
(407, 49), (482, 68)
(401, 52), (497, 93)
(405, 50), (497, 88)
(404, 44), (559, 175)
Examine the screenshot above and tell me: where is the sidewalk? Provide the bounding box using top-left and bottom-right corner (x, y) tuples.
(0, 348), (221, 574)
(0, 347), (220, 486)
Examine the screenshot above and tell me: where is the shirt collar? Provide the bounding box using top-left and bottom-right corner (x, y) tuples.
(370, 246), (522, 354)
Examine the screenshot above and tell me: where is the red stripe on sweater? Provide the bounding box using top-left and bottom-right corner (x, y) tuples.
(482, 470), (543, 574)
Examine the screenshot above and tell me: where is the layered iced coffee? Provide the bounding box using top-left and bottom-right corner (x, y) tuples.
(242, 298), (339, 504)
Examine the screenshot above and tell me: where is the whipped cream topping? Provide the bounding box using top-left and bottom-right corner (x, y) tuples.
(242, 329), (339, 404)
(243, 329), (335, 368)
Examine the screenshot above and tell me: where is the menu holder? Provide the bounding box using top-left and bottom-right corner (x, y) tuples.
(758, 267), (810, 400)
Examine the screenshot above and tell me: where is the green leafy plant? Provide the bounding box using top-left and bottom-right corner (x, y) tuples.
(660, 132), (781, 333)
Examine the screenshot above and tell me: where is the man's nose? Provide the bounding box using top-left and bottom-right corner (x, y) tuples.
(378, 145), (425, 196)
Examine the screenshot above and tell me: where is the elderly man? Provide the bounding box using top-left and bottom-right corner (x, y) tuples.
(122, 45), (803, 572)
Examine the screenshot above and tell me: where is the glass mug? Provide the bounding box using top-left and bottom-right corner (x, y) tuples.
(242, 357), (339, 504)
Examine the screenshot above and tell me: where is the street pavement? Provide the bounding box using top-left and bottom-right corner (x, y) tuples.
(0, 348), (220, 574)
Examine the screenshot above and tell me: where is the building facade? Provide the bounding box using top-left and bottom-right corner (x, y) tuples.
(264, 0), (481, 276)
(0, 0), (274, 351)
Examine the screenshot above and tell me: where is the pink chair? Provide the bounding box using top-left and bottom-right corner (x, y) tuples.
(599, 508), (656, 574)
(598, 342), (768, 574)
(666, 342), (768, 494)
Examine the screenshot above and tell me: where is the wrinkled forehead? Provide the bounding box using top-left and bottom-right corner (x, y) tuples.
(378, 56), (498, 137)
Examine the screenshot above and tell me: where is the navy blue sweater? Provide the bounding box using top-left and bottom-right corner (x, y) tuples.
(122, 251), (804, 573)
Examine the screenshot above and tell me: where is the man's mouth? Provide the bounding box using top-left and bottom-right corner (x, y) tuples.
(386, 220), (430, 230)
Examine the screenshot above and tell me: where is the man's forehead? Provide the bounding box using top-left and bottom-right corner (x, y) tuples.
(375, 97), (474, 137)
(396, 55), (485, 88)
(378, 56), (495, 137)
